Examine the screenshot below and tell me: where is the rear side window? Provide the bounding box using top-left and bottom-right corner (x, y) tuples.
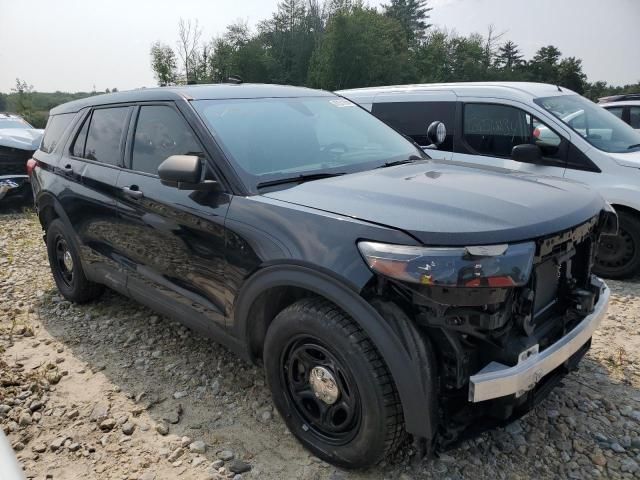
(40, 113), (74, 153)
(131, 105), (203, 175)
(463, 103), (562, 159)
(73, 107), (129, 165)
(371, 101), (455, 151)
(605, 106), (624, 120)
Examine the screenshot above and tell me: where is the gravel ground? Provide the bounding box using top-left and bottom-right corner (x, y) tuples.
(1, 207), (640, 480)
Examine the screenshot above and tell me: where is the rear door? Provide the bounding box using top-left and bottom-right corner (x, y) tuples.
(454, 100), (569, 178)
(371, 91), (456, 160)
(114, 102), (231, 333)
(58, 106), (132, 293)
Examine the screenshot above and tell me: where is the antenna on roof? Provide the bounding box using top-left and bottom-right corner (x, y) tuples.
(557, 85), (563, 92)
(225, 75), (243, 85)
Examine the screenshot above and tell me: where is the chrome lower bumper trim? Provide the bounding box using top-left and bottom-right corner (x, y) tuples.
(469, 281), (609, 403)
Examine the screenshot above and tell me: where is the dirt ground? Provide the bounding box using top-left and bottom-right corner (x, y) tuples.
(1, 207), (640, 480)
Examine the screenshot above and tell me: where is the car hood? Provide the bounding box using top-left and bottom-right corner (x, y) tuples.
(263, 161), (605, 245)
(608, 149), (640, 169)
(0, 128), (44, 151)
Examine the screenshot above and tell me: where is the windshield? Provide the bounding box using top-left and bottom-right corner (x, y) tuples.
(0, 117), (32, 129)
(534, 95), (640, 153)
(193, 97), (424, 187)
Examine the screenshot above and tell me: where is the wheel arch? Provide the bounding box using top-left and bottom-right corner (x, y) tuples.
(233, 264), (437, 440)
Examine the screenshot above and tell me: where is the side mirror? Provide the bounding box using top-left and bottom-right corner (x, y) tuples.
(511, 144), (543, 164)
(158, 155), (217, 191)
(426, 121), (447, 147)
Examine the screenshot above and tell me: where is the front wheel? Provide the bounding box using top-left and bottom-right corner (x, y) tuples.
(594, 211), (640, 279)
(263, 298), (404, 469)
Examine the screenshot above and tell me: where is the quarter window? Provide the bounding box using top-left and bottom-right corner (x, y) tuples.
(463, 104), (562, 159)
(131, 105), (203, 175)
(79, 107), (129, 165)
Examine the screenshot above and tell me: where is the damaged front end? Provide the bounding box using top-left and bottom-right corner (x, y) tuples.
(0, 116), (43, 202)
(360, 207), (616, 450)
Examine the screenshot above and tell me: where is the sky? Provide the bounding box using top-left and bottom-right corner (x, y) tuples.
(0, 0), (638, 93)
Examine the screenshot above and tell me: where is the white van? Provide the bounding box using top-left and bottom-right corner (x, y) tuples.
(338, 82), (640, 279)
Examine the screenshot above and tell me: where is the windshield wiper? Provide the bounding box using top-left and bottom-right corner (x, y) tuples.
(377, 155), (423, 168)
(257, 172), (345, 189)
(628, 144), (640, 150)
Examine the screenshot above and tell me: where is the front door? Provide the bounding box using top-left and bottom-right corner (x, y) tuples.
(454, 100), (569, 179)
(114, 103), (231, 333)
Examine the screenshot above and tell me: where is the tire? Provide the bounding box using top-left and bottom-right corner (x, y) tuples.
(45, 218), (104, 303)
(263, 297), (404, 469)
(594, 211), (640, 279)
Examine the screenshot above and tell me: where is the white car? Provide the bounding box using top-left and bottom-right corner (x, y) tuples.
(338, 82), (640, 279)
(598, 95), (640, 130)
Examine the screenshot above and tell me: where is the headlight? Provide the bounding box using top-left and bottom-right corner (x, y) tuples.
(358, 241), (535, 288)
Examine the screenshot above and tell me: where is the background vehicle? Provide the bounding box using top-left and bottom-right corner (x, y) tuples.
(0, 430), (26, 480)
(599, 95), (640, 130)
(338, 82), (640, 279)
(29, 84), (612, 468)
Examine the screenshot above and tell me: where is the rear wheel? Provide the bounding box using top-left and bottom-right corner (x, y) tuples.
(263, 297), (404, 469)
(46, 219), (104, 303)
(595, 211), (640, 279)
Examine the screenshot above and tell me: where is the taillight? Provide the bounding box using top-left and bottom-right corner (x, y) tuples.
(26, 158), (37, 176)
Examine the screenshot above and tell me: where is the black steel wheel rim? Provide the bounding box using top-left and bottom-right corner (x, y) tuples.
(597, 228), (635, 269)
(281, 335), (362, 445)
(54, 235), (74, 287)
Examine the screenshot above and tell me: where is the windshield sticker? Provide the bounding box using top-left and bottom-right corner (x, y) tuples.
(329, 99), (355, 108)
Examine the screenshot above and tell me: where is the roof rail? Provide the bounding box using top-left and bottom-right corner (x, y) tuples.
(598, 93), (640, 103)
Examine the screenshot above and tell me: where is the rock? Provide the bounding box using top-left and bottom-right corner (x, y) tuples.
(181, 436), (193, 448)
(590, 451), (607, 466)
(260, 410), (272, 422)
(192, 456), (206, 467)
(610, 442), (625, 453)
(189, 440), (206, 454)
(211, 380), (221, 396)
(620, 458), (639, 473)
(50, 437), (66, 451)
(505, 421), (523, 435)
(218, 450), (234, 461)
(29, 400), (44, 412)
(156, 422), (169, 435)
(167, 447), (185, 463)
(139, 472), (156, 480)
(122, 422), (135, 435)
(173, 390), (188, 399)
(68, 442), (80, 452)
(164, 411), (180, 424)
(0, 405), (11, 416)
(228, 459), (251, 474)
(211, 460), (224, 468)
(99, 418), (117, 431)
(33, 443), (47, 453)
(547, 409), (560, 419)
(66, 409), (80, 420)
(18, 412), (32, 426)
(90, 402), (110, 422)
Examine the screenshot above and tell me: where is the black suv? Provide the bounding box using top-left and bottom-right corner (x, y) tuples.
(30, 84), (614, 468)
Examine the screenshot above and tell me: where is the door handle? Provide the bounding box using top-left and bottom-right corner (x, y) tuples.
(122, 185), (143, 199)
(61, 164), (73, 174)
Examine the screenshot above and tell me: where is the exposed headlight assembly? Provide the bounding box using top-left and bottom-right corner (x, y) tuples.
(358, 241), (536, 288)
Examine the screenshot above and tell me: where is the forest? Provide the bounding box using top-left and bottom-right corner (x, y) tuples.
(2, 0), (638, 128)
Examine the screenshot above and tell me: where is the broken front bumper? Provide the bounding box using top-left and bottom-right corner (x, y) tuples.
(0, 175), (30, 201)
(468, 280), (609, 403)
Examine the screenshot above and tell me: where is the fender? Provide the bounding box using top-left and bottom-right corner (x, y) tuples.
(234, 264), (436, 439)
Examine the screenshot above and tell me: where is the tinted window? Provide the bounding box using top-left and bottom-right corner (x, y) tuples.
(463, 104), (562, 159)
(40, 113), (74, 153)
(371, 101), (455, 151)
(132, 105), (203, 175)
(605, 106), (624, 120)
(72, 114), (90, 158)
(83, 107), (129, 165)
(630, 107), (640, 129)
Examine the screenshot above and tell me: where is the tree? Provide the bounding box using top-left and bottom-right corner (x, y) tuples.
(177, 18), (202, 84)
(529, 45), (562, 83)
(383, 0), (431, 46)
(308, 7), (410, 90)
(496, 40), (524, 70)
(557, 56), (587, 94)
(150, 42), (179, 86)
(11, 78), (34, 118)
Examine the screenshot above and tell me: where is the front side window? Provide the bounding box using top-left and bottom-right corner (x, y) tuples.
(131, 105), (203, 175)
(535, 95), (640, 153)
(462, 103), (561, 159)
(40, 113), (74, 153)
(79, 107), (129, 165)
(371, 101), (456, 151)
(193, 97), (422, 187)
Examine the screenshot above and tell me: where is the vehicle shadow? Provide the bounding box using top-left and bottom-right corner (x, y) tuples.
(32, 284), (640, 479)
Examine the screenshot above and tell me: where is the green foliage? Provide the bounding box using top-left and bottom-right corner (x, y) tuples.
(308, 7), (410, 89)
(383, 0), (431, 46)
(150, 41), (179, 86)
